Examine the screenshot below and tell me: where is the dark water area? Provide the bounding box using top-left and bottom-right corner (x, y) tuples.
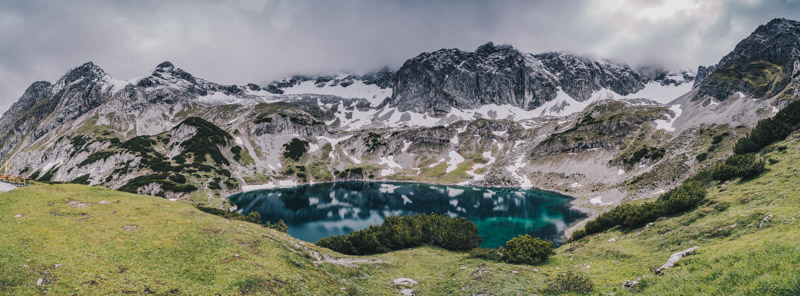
(228, 181), (586, 248)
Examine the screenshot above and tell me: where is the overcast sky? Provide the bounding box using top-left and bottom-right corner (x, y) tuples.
(1, 0), (798, 113)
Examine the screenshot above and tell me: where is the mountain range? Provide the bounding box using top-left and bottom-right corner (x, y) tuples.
(1, 17), (798, 212)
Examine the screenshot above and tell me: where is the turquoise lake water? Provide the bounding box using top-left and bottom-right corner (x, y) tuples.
(228, 181), (585, 247)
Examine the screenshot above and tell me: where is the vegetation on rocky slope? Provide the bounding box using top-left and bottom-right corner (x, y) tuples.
(574, 99), (800, 241)
(3, 132), (800, 294)
(74, 117), (244, 198)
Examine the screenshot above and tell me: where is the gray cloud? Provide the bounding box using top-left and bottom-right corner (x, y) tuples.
(1, 0), (798, 113)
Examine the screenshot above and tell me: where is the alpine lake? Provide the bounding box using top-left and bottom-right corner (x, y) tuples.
(228, 181), (586, 248)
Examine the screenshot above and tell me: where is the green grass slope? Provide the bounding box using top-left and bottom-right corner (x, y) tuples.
(3, 133), (800, 295)
(0, 185), (351, 295)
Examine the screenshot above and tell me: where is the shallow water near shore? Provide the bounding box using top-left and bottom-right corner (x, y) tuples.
(228, 181), (586, 248)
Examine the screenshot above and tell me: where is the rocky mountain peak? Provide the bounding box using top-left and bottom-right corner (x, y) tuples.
(475, 42), (515, 55)
(717, 18), (800, 68)
(155, 61), (176, 71)
(58, 61), (107, 85)
(759, 18), (800, 35)
(697, 18), (800, 100)
(144, 61), (197, 85)
(534, 52), (645, 101)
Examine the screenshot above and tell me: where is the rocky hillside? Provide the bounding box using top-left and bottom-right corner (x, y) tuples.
(697, 18), (800, 102)
(390, 42), (653, 117)
(0, 18), (797, 211)
(4, 129), (799, 294)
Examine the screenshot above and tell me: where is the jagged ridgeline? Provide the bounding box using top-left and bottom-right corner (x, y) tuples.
(0, 18), (797, 210)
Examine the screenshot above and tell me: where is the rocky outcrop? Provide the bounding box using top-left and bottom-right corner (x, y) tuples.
(390, 42), (652, 117)
(251, 113), (330, 138)
(264, 68), (396, 95)
(0, 81), (54, 158)
(693, 65), (716, 87)
(698, 18), (800, 100)
(535, 52), (646, 100)
(655, 246), (698, 275)
(391, 42), (559, 116)
(532, 101), (668, 156)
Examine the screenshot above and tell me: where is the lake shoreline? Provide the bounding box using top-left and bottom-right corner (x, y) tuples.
(235, 178), (594, 244)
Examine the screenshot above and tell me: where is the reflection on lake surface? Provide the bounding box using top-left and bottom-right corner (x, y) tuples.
(228, 182), (586, 247)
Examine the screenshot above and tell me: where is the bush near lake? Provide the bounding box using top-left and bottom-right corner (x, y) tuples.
(502, 234), (555, 265)
(468, 235), (556, 265)
(468, 247), (504, 261)
(572, 181), (707, 240)
(317, 213), (481, 255)
(196, 206), (288, 233)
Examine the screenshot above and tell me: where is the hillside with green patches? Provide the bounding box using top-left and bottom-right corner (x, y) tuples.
(3, 131), (800, 295)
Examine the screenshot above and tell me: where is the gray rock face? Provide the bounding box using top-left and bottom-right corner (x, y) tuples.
(693, 65), (716, 87)
(252, 113), (330, 138)
(37, 62), (114, 139)
(0, 62), (117, 160)
(532, 100), (669, 156)
(698, 18), (800, 100)
(391, 42), (559, 117)
(534, 52), (646, 100)
(1, 18), (797, 202)
(0, 81), (53, 158)
(390, 42), (649, 117)
(264, 68), (396, 95)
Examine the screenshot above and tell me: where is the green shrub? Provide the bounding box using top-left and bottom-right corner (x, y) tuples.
(267, 220), (288, 233)
(79, 151), (117, 167)
(623, 146), (666, 166)
(468, 247), (504, 261)
(734, 99), (800, 154)
(696, 152), (709, 162)
(711, 132), (729, 145)
(574, 182), (707, 239)
(502, 234), (555, 265)
(176, 117), (233, 166)
(364, 132), (386, 153)
(245, 212), (261, 224)
(69, 174), (91, 185)
(254, 116), (272, 124)
(118, 174), (197, 196)
(546, 270), (594, 294)
(38, 167), (59, 182)
(195, 207), (288, 233)
(148, 160), (173, 172)
(317, 214), (481, 255)
(710, 153), (766, 181)
(120, 136), (157, 156)
(282, 138), (309, 161)
(168, 174), (187, 184)
(171, 184), (198, 193)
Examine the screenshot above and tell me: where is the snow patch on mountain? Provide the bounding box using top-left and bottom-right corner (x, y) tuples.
(654, 104), (683, 131)
(507, 154), (532, 189)
(242, 179), (299, 192)
(445, 151), (465, 174)
(379, 156), (403, 176)
(197, 91), (244, 105)
(622, 80), (693, 104)
(465, 150), (496, 182)
(533, 88), (621, 117)
(279, 75), (392, 106)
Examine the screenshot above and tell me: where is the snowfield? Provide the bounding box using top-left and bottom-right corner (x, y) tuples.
(279, 74), (392, 106)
